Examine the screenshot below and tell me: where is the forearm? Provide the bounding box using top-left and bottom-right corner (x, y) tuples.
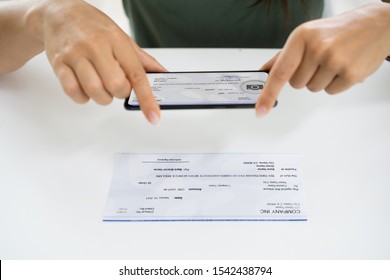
(369, 2), (390, 56)
(0, 0), (45, 74)
(382, 2), (390, 57)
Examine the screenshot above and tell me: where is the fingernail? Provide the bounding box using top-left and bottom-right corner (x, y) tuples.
(256, 105), (268, 118)
(148, 111), (160, 125)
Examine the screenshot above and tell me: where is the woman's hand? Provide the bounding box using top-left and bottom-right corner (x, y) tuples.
(256, 3), (390, 117)
(26, 0), (166, 124)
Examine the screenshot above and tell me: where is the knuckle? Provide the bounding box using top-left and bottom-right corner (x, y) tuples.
(307, 41), (324, 61)
(67, 38), (102, 60)
(83, 82), (102, 95)
(341, 68), (362, 85)
(294, 23), (310, 38)
(325, 87), (339, 95)
(106, 78), (129, 97)
(289, 73), (306, 89)
(306, 84), (322, 93)
(51, 46), (82, 67)
(323, 52), (347, 72)
(109, 29), (125, 42)
(294, 21), (318, 41)
(271, 63), (290, 82)
(94, 95), (113, 106)
(77, 98), (90, 104)
(63, 82), (80, 97)
(289, 81), (299, 89)
(73, 95), (90, 104)
(289, 79), (303, 89)
(75, 40), (99, 58)
(64, 86), (89, 104)
(51, 53), (65, 69)
(128, 69), (147, 84)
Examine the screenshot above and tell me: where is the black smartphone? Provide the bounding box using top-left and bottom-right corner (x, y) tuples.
(124, 70), (275, 110)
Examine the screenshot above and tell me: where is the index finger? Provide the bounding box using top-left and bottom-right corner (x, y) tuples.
(115, 39), (160, 125)
(256, 33), (305, 117)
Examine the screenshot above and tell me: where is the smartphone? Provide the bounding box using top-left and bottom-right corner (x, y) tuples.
(124, 70), (274, 110)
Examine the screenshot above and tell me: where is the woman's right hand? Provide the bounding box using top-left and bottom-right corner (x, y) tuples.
(26, 0), (166, 124)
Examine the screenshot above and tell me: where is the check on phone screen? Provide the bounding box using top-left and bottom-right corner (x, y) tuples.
(124, 71), (269, 110)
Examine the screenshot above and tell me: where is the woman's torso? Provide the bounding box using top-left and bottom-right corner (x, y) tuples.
(123, 0), (324, 48)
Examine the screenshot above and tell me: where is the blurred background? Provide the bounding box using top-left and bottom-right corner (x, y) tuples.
(84, 0), (380, 38)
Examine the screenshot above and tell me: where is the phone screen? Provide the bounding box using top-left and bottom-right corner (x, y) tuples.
(124, 71), (269, 110)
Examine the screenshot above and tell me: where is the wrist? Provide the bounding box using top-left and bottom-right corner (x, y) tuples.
(23, 0), (81, 43)
(363, 2), (390, 57)
(23, 1), (43, 42)
(377, 2), (390, 54)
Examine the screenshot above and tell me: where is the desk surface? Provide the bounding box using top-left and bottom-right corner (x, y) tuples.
(0, 49), (389, 259)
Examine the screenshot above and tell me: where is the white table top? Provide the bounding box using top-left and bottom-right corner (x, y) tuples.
(1, 48), (389, 259)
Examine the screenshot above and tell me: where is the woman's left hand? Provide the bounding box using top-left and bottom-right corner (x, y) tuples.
(256, 2), (390, 117)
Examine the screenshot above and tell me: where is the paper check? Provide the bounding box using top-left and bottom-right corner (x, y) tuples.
(103, 153), (307, 222)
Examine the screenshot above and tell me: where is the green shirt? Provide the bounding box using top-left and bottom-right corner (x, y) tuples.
(123, 0), (323, 48)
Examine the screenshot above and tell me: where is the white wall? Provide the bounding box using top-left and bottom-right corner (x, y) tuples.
(323, 0), (381, 17)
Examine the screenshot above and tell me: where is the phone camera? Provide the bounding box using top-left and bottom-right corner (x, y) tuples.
(246, 84), (263, 91)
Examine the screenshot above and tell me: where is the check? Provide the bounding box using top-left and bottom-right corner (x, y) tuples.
(103, 153), (307, 222)
(125, 71), (268, 109)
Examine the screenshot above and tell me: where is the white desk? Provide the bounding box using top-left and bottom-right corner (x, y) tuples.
(0, 49), (389, 259)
